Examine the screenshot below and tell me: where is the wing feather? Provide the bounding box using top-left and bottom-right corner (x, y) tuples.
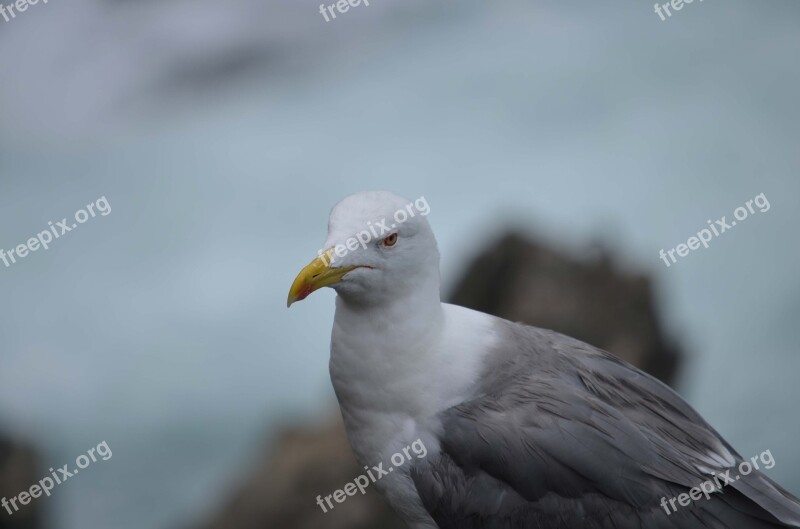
(411, 322), (800, 529)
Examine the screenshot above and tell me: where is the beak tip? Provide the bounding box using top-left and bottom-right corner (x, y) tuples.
(287, 248), (338, 309)
(287, 284), (313, 308)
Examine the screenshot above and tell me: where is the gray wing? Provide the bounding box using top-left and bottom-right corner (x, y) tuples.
(411, 321), (800, 529)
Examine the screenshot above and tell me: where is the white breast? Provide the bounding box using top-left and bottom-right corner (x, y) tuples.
(329, 302), (500, 527)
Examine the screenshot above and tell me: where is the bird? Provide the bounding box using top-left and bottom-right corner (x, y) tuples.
(287, 190), (800, 529)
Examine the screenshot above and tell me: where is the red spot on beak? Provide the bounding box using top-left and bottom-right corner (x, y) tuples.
(296, 284), (314, 302)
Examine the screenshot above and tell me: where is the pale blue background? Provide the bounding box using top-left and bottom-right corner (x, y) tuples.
(0, 0), (798, 528)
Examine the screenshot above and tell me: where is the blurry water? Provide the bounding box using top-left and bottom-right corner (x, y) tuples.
(0, 1), (798, 528)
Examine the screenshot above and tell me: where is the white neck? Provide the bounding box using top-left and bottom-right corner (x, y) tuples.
(330, 270), (444, 413)
(327, 282), (499, 528)
(329, 271), (497, 427)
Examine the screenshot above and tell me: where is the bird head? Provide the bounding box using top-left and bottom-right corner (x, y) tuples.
(287, 191), (439, 308)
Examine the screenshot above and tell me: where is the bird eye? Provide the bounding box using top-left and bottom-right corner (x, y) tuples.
(382, 233), (398, 247)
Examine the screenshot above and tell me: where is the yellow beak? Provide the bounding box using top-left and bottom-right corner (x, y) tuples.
(287, 248), (357, 307)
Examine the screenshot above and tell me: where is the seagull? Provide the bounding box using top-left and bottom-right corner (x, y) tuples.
(287, 191), (800, 529)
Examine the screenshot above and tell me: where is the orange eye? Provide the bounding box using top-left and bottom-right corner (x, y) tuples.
(382, 233), (398, 247)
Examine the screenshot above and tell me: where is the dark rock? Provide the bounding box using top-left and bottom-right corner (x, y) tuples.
(0, 436), (40, 529)
(197, 414), (405, 529)
(448, 232), (682, 385)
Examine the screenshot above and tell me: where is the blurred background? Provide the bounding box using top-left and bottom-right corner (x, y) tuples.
(0, 0), (798, 528)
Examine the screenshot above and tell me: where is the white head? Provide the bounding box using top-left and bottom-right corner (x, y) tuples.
(287, 191), (440, 308)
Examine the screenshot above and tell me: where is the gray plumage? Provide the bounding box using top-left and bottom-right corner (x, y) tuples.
(411, 321), (800, 528)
